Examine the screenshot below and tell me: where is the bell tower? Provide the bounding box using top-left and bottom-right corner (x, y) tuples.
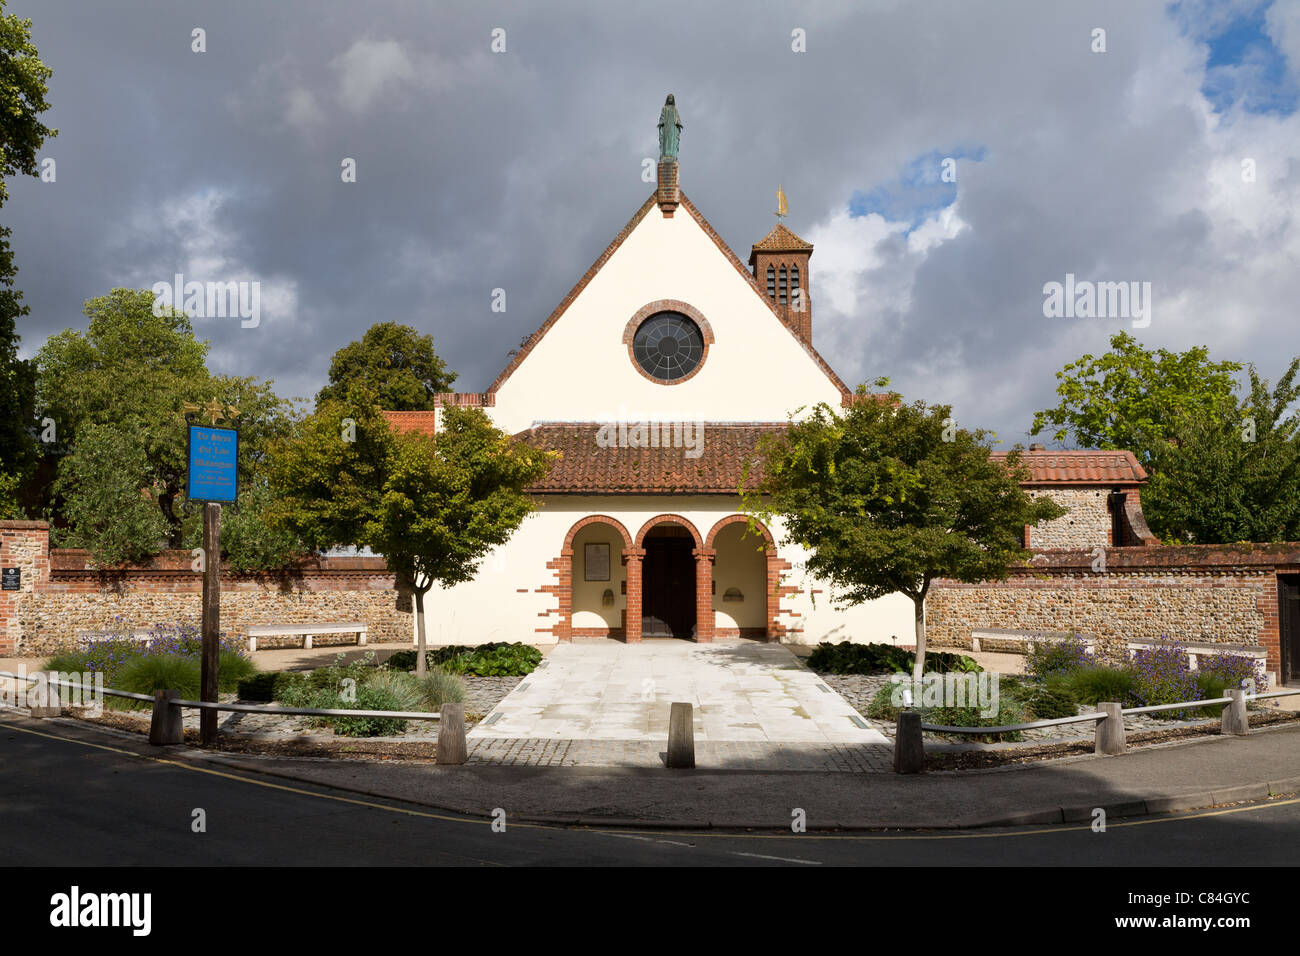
(750, 195), (814, 344)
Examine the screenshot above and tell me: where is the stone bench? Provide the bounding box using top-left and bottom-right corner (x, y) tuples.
(246, 622), (368, 653)
(968, 629), (1266, 671)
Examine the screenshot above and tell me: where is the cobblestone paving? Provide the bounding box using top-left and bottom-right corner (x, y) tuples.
(466, 737), (895, 772)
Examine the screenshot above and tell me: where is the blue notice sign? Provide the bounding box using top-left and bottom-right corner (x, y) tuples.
(188, 425), (239, 502)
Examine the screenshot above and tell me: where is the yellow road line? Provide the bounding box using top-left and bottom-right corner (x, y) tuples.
(3, 718), (1296, 842)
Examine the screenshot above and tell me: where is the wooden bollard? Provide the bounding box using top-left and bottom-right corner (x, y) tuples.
(1221, 688), (1249, 736)
(893, 710), (925, 773)
(1094, 701), (1127, 755)
(148, 689), (184, 746)
(666, 701), (695, 769)
(437, 703), (467, 765)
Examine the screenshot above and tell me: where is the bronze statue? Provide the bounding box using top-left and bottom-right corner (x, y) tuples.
(658, 94), (682, 161)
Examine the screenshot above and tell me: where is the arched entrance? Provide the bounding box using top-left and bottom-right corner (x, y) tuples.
(634, 515), (707, 641)
(706, 515), (786, 642)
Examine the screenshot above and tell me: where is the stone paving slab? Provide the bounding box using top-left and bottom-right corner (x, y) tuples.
(467, 640), (888, 768)
(466, 737), (895, 772)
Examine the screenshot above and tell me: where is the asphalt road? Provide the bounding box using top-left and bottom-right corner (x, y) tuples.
(3, 718), (1299, 867)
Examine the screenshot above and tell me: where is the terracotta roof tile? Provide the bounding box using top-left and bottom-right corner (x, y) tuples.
(516, 422), (787, 494)
(383, 416), (1148, 491)
(991, 449), (1147, 485)
(750, 222), (813, 256)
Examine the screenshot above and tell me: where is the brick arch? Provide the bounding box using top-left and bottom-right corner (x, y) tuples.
(705, 514), (793, 642)
(541, 516), (636, 643)
(564, 514), (633, 552)
(634, 514), (704, 548)
(705, 514), (775, 551)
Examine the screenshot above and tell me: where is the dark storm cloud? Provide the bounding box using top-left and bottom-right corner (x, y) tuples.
(6, 0), (1300, 444)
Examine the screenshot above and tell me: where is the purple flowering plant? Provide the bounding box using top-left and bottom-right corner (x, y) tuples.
(1128, 638), (1200, 717)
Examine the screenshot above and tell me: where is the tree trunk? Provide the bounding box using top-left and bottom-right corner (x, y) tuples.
(911, 589), (928, 685)
(412, 576), (429, 678)
(159, 488), (183, 549)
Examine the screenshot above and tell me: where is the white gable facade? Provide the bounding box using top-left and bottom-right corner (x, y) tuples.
(388, 159), (917, 646)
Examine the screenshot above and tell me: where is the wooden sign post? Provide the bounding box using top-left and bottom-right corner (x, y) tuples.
(200, 502), (221, 746)
(184, 399), (240, 747)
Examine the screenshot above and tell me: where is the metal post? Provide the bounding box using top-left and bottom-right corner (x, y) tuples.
(200, 502), (221, 746)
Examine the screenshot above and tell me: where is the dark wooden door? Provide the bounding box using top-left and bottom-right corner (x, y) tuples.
(642, 537), (696, 638)
(1281, 576), (1300, 686)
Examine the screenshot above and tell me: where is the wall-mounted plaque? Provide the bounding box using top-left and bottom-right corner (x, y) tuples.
(584, 543), (610, 581)
(1, 567), (19, 591)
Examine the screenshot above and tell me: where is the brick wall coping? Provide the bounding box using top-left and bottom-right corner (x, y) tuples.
(49, 548), (391, 576)
(0, 520), (50, 530)
(1007, 543), (1300, 572)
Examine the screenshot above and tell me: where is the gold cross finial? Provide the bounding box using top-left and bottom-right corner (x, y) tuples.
(775, 184), (788, 219)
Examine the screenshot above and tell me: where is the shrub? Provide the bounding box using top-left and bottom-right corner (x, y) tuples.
(361, 669), (425, 712)
(864, 682), (902, 721)
(217, 649), (257, 693)
(923, 695), (1028, 743)
(386, 643), (541, 677)
(414, 669), (467, 709)
(112, 654), (201, 709)
(1064, 665), (1136, 706)
(236, 671), (307, 702)
(1129, 639), (1199, 718)
(1026, 633), (1091, 678)
(806, 641), (980, 676)
(286, 685), (409, 737)
(1197, 653), (1267, 695)
(1020, 677), (1081, 721)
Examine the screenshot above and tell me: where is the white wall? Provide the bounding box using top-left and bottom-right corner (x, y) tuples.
(409, 495), (912, 648)
(491, 199), (845, 433)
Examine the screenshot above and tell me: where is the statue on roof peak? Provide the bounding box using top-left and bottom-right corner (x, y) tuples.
(658, 94), (682, 161)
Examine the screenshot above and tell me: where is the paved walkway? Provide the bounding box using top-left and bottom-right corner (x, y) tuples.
(466, 639), (890, 769)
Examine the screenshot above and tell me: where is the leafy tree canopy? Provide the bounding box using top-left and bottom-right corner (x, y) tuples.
(37, 289), (302, 563)
(0, 3), (57, 500)
(316, 322), (456, 411)
(1030, 332), (1242, 472)
(744, 382), (1064, 680)
(267, 391), (552, 673)
(1143, 357), (1300, 544)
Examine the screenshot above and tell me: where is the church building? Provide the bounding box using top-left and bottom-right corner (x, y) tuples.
(385, 97), (1145, 647)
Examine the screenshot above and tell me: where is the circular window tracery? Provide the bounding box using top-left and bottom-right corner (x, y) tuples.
(631, 311), (704, 381)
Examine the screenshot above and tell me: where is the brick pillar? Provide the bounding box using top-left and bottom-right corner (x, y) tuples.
(0, 521), (50, 655)
(693, 547), (715, 643)
(657, 160), (679, 217)
(624, 548), (645, 643)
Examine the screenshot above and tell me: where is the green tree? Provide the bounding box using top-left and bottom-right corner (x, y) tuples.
(0, 3), (57, 498)
(268, 392), (551, 675)
(316, 322), (457, 411)
(1142, 357), (1300, 544)
(51, 423), (168, 565)
(37, 289), (301, 562)
(744, 384), (1064, 681)
(1030, 332), (1242, 472)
